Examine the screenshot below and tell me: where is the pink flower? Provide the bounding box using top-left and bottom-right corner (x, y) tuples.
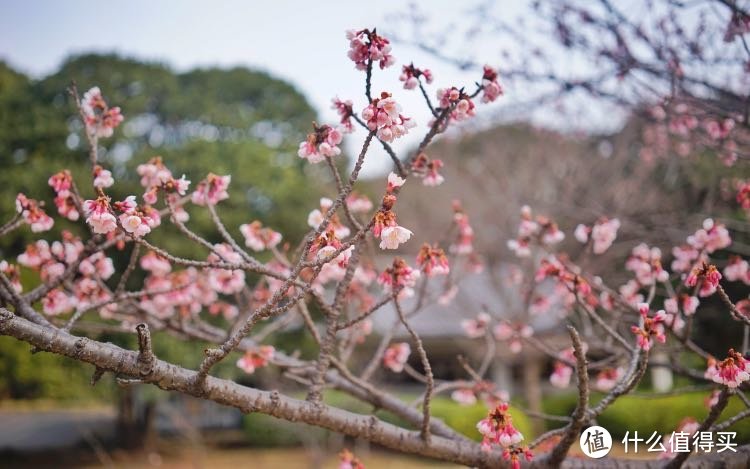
(574, 224), (590, 243)
(206, 244), (246, 294)
(42, 288), (74, 316)
(595, 367), (625, 392)
(379, 225), (413, 250)
(338, 449), (364, 469)
(723, 256), (749, 283)
(450, 202), (476, 254)
(383, 342), (411, 372)
(331, 97), (354, 133)
(437, 87), (476, 121)
(416, 243), (449, 276)
(346, 192), (373, 213)
(0, 261), (22, 293)
(140, 251), (172, 276)
(590, 218), (620, 254)
(362, 93), (415, 143)
(18, 240), (52, 269)
(307, 197), (350, 239)
(630, 303), (667, 350)
(346, 28), (394, 70)
(236, 345), (275, 374)
(191, 173), (230, 206)
(550, 362), (573, 388)
(80, 87), (123, 138)
(92, 165), (114, 188)
(476, 403), (524, 449)
(399, 63), (433, 90)
(626, 243), (669, 285)
(15, 193), (54, 232)
(671, 244), (700, 273)
(48, 170), (73, 195)
(136, 156), (173, 189)
(687, 218), (731, 254)
(298, 123), (344, 163)
(705, 349), (750, 388)
(377, 258), (420, 297)
(685, 262), (722, 297)
(240, 221), (282, 252)
(461, 312), (491, 338)
(493, 322), (533, 354)
(83, 196), (117, 234)
(411, 153), (444, 186)
(480, 65), (503, 103)
(503, 446), (533, 469)
(451, 388), (477, 406)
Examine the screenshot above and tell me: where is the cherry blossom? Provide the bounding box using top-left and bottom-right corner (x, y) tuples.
(480, 65), (503, 103)
(461, 312), (492, 338)
(236, 345), (275, 374)
(664, 294), (699, 316)
(625, 243), (669, 285)
(83, 195), (117, 234)
(140, 251), (172, 276)
(208, 302), (239, 321)
(15, 193), (54, 232)
(685, 262), (722, 297)
(687, 219), (731, 254)
(493, 322), (533, 354)
(308, 197), (350, 239)
(331, 97), (354, 133)
(240, 221), (282, 252)
(630, 303), (667, 351)
(450, 201), (476, 254)
(451, 388), (478, 406)
(705, 349), (750, 388)
(507, 206), (564, 257)
(399, 63), (433, 90)
(476, 402), (524, 449)
(191, 173), (231, 206)
(298, 123), (344, 163)
(578, 218), (620, 254)
(345, 192), (373, 213)
(379, 225), (413, 250)
(411, 152), (444, 186)
(437, 87), (476, 121)
(383, 342), (411, 372)
(550, 362), (573, 388)
(92, 165), (114, 189)
(362, 92), (415, 143)
(503, 446), (533, 469)
(48, 170), (73, 195)
(0, 261), (21, 293)
(80, 86), (123, 138)
(346, 28), (395, 70)
(377, 258), (420, 298)
(206, 244), (246, 294)
(42, 288), (73, 316)
(723, 256), (749, 284)
(594, 367), (625, 392)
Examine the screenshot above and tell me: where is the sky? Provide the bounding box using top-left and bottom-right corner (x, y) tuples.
(0, 0), (590, 176)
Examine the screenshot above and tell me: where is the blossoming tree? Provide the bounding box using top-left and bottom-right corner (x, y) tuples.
(2, 23), (750, 469)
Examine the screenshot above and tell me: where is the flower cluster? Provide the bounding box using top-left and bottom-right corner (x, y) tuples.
(480, 65), (503, 103)
(383, 342), (411, 372)
(192, 173), (230, 206)
(136, 156), (190, 209)
(410, 152), (445, 186)
(451, 381), (509, 408)
(685, 262), (722, 297)
(450, 200), (477, 255)
(236, 345), (275, 374)
(461, 312), (492, 338)
(377, 257), (420, 298)
(494, 322), (534, 354)
(507, 206), (565, 257)
(346, 28), (395, 70)
(724, 255), (750, 284)
(298, 123), (344, 163)
(399, 63), (433, 90)
(594, 367), (625, 392)
(206, 244), (245, 294)
(362, 92), (415, 142)
(705, 349), (750, 388)
(239, 221), (282, 252)
(503, 446), (533, 469)
(372, 173), (413, 250)
(476, 403), (525, 449)
(345, 192), (373, 213)
(416, 243), (449, 277)
(48, 170), (79, 221)
(115, 195), (160, 238)
(139, 257), (217, 320)
(437, 87), (476, 121)
(331, 97), (354, 133)
(15, 193), (53, 232)
(308, 197), (351, 239)
(574, 217), (621, 254)
(80, 87), (123, 138)
(625, 243), (669, 287)
(631, 303), (667, 351)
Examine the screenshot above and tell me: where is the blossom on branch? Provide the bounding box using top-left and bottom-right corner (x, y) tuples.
(15, 193), (53, 232)
(631, 303), (667, 351)
(705, 349), (750, 388)
(80, 86), (123, 138)
(191, 173), (230, 206)
(346, 28), (395, 70)
(236, 345), (275, 374)
(383, 342), (410, 372)
(298, 123), (344, 163)
(240, 221), (282, 252)
(362, 92), (415, 143)
(399, 63), (433, 90)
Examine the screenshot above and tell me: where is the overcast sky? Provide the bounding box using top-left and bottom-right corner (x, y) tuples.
(0, 0), (598, 176)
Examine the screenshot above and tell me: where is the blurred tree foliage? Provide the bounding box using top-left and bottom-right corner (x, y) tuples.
(0, 54), (326, 400)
